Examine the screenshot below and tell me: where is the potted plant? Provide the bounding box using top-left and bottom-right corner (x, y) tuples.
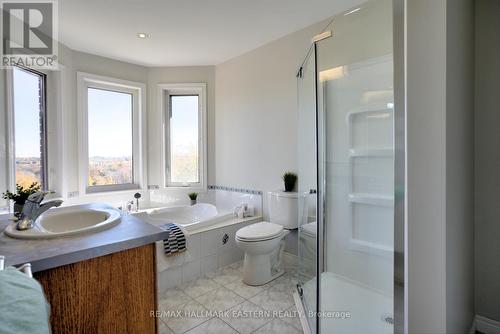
(2, 182), (41, 217)
(188, 192), (198, 205)
(282, 172), (298, 192)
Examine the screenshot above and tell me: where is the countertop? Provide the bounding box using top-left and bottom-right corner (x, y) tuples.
(0, 211), (168, 273)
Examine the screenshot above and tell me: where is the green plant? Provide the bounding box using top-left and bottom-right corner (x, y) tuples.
(282, 172), (297, 192)
(188, 192), (198, 200)
(2, 182), (41, 205)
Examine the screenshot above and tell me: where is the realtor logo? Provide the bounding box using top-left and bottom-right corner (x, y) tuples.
(1, 0), (58, 69)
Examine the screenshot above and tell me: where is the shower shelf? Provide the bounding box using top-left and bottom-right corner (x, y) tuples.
(349, 238), (392, 258)
(348, 193), (393, 207)
(345, 103), (394, 122)
(349, 148), (393, 157)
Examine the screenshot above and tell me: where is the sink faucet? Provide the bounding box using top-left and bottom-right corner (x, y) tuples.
(16, 192), (63, 231)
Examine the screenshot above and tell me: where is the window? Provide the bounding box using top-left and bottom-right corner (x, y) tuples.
(161, 84), (206, 188)
(10, 66), (47, 189)
(78, 73), (145, 194)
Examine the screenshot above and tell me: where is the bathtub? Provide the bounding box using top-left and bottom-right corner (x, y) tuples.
(144, 203), (233, 233)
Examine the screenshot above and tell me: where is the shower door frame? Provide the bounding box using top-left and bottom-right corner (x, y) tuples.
(297, 0), (407, 333)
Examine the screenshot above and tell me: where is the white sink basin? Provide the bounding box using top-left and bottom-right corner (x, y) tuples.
(3, 203), (121, 239)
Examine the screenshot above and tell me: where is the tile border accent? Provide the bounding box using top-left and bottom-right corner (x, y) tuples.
(208, 185), (262, 195)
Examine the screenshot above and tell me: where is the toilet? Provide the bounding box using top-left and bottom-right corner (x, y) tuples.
(235, 191), (300, 286)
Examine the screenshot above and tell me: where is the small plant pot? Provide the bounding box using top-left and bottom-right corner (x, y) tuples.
(13, 203), (23, 218)
(190, 200), (197, 206)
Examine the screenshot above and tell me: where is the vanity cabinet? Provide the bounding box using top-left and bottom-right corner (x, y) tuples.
(34, 244), (157, 334)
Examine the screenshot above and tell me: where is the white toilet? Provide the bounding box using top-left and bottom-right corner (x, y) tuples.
(235, 191), (300, 286)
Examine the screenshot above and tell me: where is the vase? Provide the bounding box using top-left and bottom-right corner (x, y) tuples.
(13, 203), (23, 218)
(190, 199), (197, 206)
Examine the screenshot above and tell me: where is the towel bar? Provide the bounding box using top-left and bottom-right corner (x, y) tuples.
(0, 255), (33, 278)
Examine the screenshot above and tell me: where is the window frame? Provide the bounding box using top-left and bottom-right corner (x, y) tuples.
(159, 83), (207, 190)
(6, 65), (49, 191)
(77, 72), (147, 195)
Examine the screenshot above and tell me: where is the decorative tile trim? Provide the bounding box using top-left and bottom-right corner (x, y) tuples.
(208, 185), (262, 195)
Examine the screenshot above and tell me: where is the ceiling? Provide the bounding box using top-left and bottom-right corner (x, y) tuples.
(59, 0), (363, 67)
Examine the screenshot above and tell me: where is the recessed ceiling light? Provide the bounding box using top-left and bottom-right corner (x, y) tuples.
(137, 33), (149, 39)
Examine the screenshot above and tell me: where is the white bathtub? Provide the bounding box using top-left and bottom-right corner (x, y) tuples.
(144, 203), (233, 233)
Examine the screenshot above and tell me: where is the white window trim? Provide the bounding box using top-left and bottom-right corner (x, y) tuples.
(77, 72), (147, 195)
(158, 83), (207, 190)
(5, 67), (50, 192)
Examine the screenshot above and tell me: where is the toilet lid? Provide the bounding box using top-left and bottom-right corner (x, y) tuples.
(236, 222), (284, 241)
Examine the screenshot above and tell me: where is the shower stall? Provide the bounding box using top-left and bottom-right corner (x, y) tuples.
(296, 0), (405, 333)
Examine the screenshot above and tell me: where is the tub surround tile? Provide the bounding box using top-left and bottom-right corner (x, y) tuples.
(180, 277), (220, 298)
(185, 234), (202, 263)
(185, 317), (237, 334)
(195, 286), (245, 312)
(200, 254), (218, 275)
(201, 230), (221, 256)
(254, 318), (303, 334)
(221, 300), (271, 334)
(163, 299), (211, 334)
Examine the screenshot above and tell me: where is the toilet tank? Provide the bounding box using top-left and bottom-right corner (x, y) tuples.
(268, 191), (303, 229)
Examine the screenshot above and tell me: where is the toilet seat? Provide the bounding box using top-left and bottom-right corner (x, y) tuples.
(236, 222), (284, 242)
(300, 221), (317, 237)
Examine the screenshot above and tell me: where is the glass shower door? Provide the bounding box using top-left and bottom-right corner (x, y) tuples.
(317, 0), (395, 333)
(297, 45), (318, 332)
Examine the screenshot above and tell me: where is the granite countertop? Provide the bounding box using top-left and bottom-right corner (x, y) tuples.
(0, 212), (168, 273)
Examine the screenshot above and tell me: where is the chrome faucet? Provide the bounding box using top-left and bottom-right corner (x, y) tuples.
(16, 192), (63, 231)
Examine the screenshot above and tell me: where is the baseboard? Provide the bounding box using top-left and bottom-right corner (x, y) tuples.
(473, 315), (500, 334)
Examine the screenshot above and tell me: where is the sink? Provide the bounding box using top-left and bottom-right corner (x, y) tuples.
(3, 203), (121, 239)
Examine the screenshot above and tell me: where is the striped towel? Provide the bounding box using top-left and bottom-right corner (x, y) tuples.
(160, 223), (186, 256)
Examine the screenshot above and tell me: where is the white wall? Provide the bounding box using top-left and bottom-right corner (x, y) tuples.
(474, 0), (500, 324)
(214, 20), (325, 219)
(445, 0), (475, 332)
(406, 0), (474, 333)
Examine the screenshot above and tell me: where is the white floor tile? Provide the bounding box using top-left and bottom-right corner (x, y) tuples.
(163, 299), (211, 334)
(220, 300), (271, 334)
(254, 318), (302, 334)
(195, 286), (245, 312)
(159, 288), (192, 311)
(206, 266), (242, 285)
(249, 285), (294, 312)
(281, 305), (303, 331)
(185, 318), (237, 334)
(179, 277), (221, 298)
(158, 319), (174, 334)
(225, 279), (264, 299)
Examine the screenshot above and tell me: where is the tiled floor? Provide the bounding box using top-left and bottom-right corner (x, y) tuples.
(157, 261), (304, 334)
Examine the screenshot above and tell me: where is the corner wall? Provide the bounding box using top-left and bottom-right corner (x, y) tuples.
(406, 0), (475, 332)
(445, 0), (475, 332)
(474, 0), (500, 324)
